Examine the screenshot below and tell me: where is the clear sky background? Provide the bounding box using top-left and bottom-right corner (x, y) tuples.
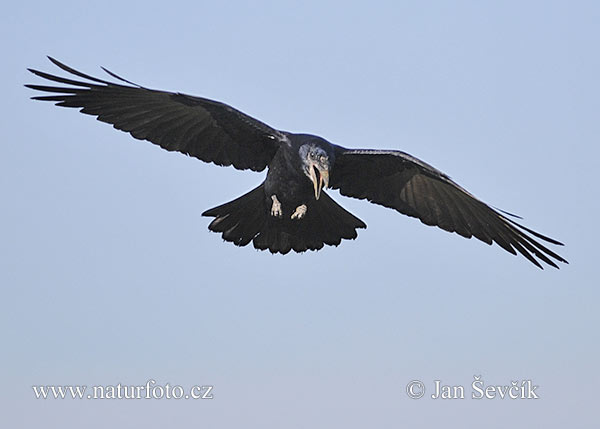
(2, 1), (598, 427)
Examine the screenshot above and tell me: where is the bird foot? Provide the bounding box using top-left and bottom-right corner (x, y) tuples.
(291, 204), (307, 220)
(270, 195), (283, 218)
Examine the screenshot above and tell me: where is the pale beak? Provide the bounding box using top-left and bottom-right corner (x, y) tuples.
(309, 165), (329, 200)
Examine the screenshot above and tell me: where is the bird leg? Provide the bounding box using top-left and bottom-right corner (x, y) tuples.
(270, 195), (283, 218)
(291, 204), (307, 220)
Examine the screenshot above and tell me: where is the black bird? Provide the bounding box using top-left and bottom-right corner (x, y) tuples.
(26, 57), (567, 269)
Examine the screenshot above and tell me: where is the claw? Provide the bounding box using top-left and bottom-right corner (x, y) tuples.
(291, 204), (307, 220)
(270, 195), (283, 218)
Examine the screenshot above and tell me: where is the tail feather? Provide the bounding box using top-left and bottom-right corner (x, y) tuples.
(202, 184), (366, 254)
(202, 184), (265, 247)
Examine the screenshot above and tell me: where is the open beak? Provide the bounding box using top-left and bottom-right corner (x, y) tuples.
(309, 164), (329, 200)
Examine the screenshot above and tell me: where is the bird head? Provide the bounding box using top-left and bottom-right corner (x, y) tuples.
(299, 143), (331, 200)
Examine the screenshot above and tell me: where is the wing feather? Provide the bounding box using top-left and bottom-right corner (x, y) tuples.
(330, 147), (567, 269)
(26, 57), (287, 172)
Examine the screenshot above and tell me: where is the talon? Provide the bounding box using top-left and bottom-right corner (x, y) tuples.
(270, 195), (283, 218)
(291, 204), (307, 220)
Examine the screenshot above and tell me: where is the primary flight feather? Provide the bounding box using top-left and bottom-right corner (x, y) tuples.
(26, 57), (568, 269)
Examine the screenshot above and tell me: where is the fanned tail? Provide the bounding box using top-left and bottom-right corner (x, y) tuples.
(202, 185), (366, 254)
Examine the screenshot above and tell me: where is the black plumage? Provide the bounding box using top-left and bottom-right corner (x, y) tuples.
(26, 57), (568, 268)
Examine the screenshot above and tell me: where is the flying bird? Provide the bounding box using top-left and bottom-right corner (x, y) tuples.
(26, 57), (567, 269)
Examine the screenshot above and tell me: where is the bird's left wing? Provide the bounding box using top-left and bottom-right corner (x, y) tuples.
(329, 147), (567, 269)
(26, 57), (286, 172)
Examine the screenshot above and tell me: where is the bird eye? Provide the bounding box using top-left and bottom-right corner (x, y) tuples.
(319, 155), (326, 163)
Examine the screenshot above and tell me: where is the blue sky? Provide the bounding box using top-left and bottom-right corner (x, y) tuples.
(2, 1), (598, 427)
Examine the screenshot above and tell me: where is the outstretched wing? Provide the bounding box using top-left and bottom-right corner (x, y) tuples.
(26, 57), (287, 171)
(330, 148), (567, 269)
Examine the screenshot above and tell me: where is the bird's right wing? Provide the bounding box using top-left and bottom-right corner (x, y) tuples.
(26, 57), (287, 172)
(330, 147), (567, 269)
